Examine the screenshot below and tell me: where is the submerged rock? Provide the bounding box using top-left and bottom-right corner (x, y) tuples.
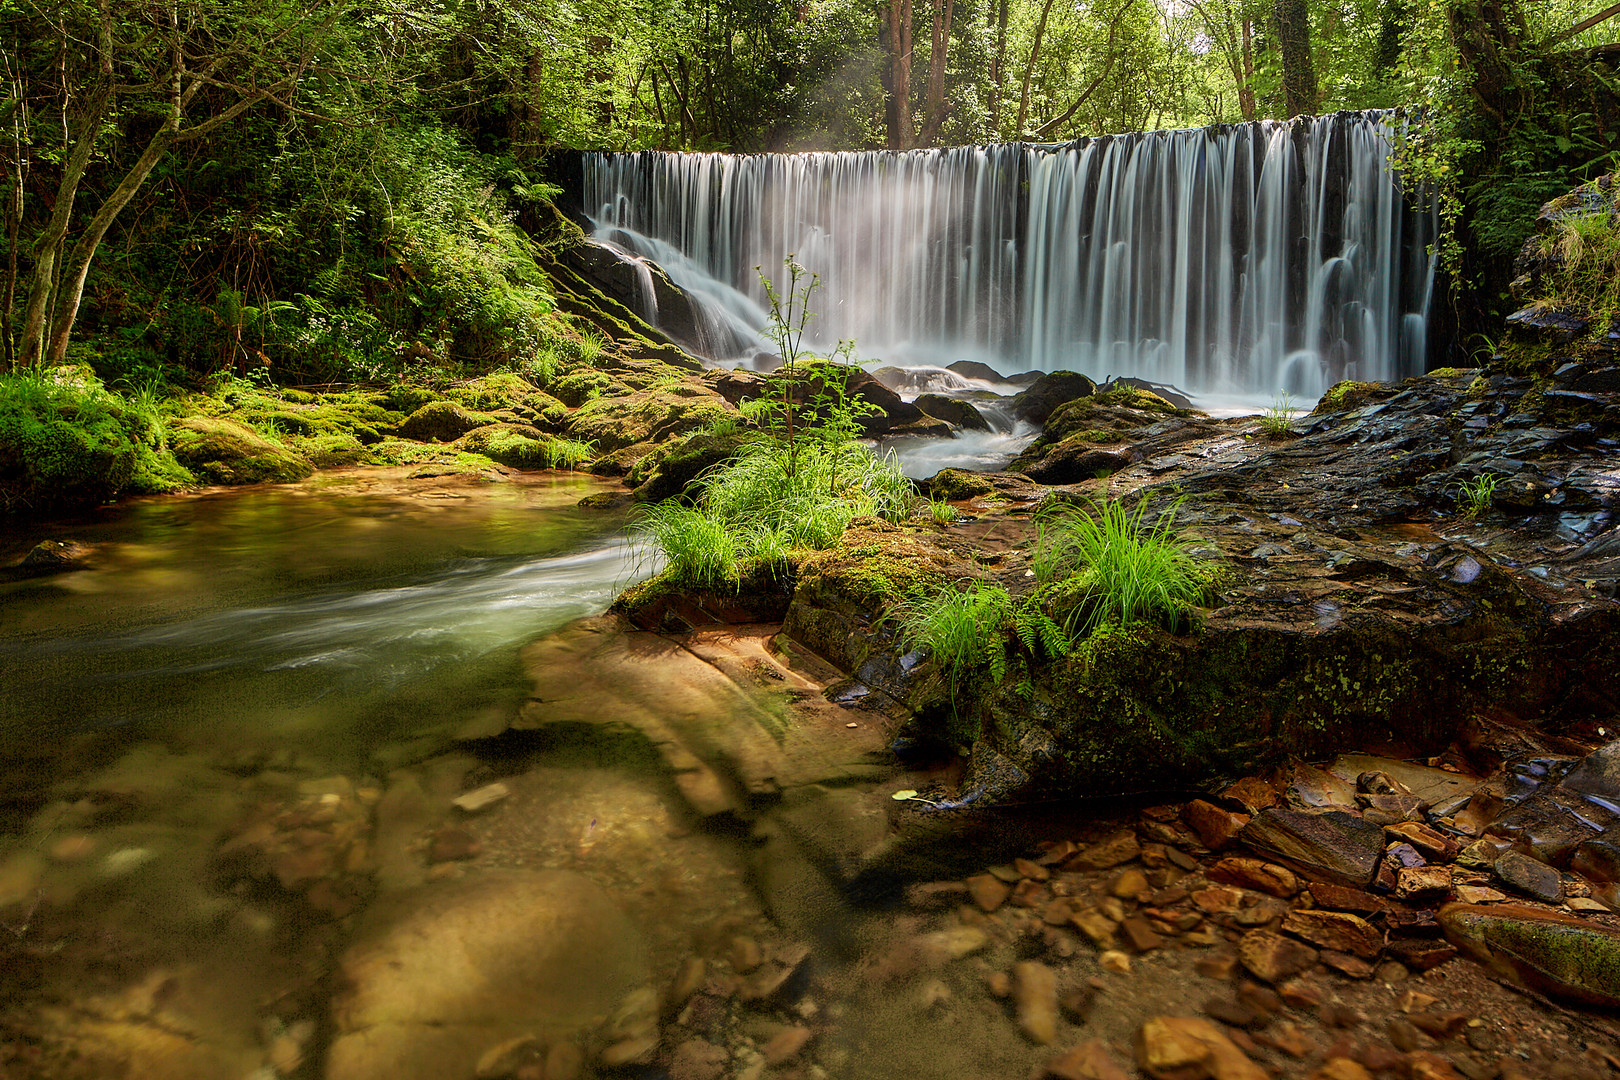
(1439, 902), (1620, 1008)
(326, 870), (648, 1080)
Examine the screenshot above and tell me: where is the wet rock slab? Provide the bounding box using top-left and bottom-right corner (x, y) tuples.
(326, 870), (648, 1080)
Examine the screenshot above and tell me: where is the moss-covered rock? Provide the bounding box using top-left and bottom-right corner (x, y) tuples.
(170, 416), (313, 485)
(397, 401), (499, 442)
(455, 423), (582, 470)
(1313, 380), (1386, 414)
(0, 369), (192, 515)
(914, 393), (990, 431)
(629, 429), (749, 502)
(1018, 438), (1131, 485)
(1010, 370), (1097, 424)
(550, 370), (612, 408)
(924, 469), (995, 500)
(566, 383), (733, 453)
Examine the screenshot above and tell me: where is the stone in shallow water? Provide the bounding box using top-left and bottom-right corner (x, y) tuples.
(1439, 901), (1620, 1008)
(1493, 850), (1563, 904)
(325, 870), (647, 1080)
(1240, 808), (1384, 887)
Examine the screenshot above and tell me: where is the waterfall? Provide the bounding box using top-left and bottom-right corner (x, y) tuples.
(584, 112), (1435, 399)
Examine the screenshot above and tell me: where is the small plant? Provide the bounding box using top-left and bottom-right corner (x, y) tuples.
(1031, 496), (1207, 635)
(634, 503), (744, 589)
(926, 495), (956, 525)
(1259, 391), (1296, 439)
(1455, 472), (1499, 519)
(897, 581), (1014, 705)
(546, 437), (596, 469)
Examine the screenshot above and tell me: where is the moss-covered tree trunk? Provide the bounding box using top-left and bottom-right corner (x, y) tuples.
(1275, 0), (1318, 118)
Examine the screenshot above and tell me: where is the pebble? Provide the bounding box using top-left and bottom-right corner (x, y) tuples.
(761, 1025), (812, 1065)
(1311, 1058), (1374, 1080)
(427, 827), (481, 863)
(99, 846), (157, 877)
(47, 834), (96, 863)
(475, 1036), (542, 1078)
(1111, 868), (1149, 898)
(451, 782), (510, 813)
(967, 873), (1012, 912)
(1044, 1039), (1129, 1080)
(1099, 950), (1132, 974)
(669, 1039), (729, 1080)
(1013, 960), (1060, 1044)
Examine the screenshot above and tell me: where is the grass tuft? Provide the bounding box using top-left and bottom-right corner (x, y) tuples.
(1031, 496), (1208, 635)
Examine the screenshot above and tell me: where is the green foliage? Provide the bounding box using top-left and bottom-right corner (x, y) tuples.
(1455, 471), (1500, 519)
(897, 581), (1014, 705)
(632, 435), (915, 586)
(0, 369), (192, 514)
(1259, 391), (1296, 439)
(1533, 197), (1620, 323)
(1032, 496), (1208, 635)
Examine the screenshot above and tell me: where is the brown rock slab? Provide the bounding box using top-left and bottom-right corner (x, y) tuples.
(1112, 868), (1150, 898)
(1320, 951), (1376, 979)
(1185, 801), (1251, 851)
(968, 873), (1013, 912)
(1307, 882), (1387, 914)
(1013, 961), (1060, 1045)
(1237, 929), (1318, 984)
(1044, 1039), (1129, 1080)
(1221, 777), (1279, 815)
(1069, 830), (1141, 871)
(326, 871), (647, 1080)
(1192, 886), (1244, 915)
(1208, 856), (1300, 898)
(1135, 1016), (1267, 1080)
(1493, 850), (1563, 904)
(1395, 865), (1453, 903)
(1310, 1058), (1373, 1080)
(1282, 910), (1382, 959)
(1439, 901), (1620, 1007)
(1384, 822), (1461, 862)
(1383, 938), (1457, 971)
(1122, 916), (1165, 952)
(1241, 809), (1384, 887)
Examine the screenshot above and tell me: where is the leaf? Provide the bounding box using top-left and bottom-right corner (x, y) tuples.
(891, 789), (919, 801)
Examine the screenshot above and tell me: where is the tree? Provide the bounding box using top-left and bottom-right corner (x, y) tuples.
(11, 0), (348, 368)
(1274, 0), (1317, 117)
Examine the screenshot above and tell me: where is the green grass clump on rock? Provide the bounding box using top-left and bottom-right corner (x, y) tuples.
(1032, 497), (1209, 636)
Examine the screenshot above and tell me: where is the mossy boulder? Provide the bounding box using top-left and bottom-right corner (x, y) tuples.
(565, 383), (733, 453)
(1010, 370), (1097, 424)
(629, 430), (749, 502)
(924, 469), (995, 500)
(0, 370), (191, 515)
(445, 373), (544, 412)
(398, 401), (499, 442)
(914, 393), (990, 431)
(372, 386), (442, 415)
(551, 370), (612, 408)
(1018, 438), (1132, 485)
(455, 423), (577, 470)
(1313, 380), (1386, 414)
(614, 560), (798, 631)
(170, 417), (313, 485)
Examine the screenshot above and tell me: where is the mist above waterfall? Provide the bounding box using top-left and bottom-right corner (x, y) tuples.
(584, 112), (1436, 400)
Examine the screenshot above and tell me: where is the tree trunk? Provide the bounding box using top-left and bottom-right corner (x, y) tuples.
(880, 0), (915, 149)
(917, 0), (956, 146)
(1239, 17), (1257, 120)
(1447, 0), (1529, 123)
(18, 91), (105, 367)
(1015, 0), (1059, 137)
(1275, 0), (1317, 118)
(46, 126), (176, 367)
(988, 0), (1011, 133)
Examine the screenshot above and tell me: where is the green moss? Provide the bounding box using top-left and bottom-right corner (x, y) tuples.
(1090, 383), (1178, 414)
(1314, 380), (1382, 414)
(169, 416), (313, 485)
(455, 423), (589, 470)
(444, 372), (541, 412)
(372, 386), (442, 414)
(397, 400), (498, 442)
(927, 469), (995, 500)
(0, 368), (193, 515)
(551, 370), (610, 408)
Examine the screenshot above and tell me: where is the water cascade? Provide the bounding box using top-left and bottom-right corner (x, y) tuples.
(584, 112), (1435, 399)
